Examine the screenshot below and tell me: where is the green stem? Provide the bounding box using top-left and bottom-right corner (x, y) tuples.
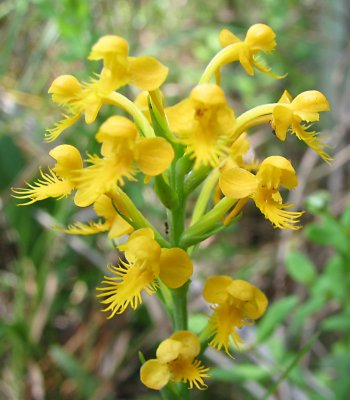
(183, 165), (211, 197)
(190, 169), (220, 226)
(155, 174), (178, 209)
(181, 197), (236, 247)
(171, 282), (189, 331)
(105, 92), (155, 137)
(168, 156), (191, 247)
(167, 158), (190, 333)
(156, 280), (174, 317)
(230, 104), (276, 141)
(114, 188), (170, 248)
(199, 43), (240, 84)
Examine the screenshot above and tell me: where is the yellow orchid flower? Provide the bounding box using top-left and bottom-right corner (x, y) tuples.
(12, 145), (83, 205)
(58, 194), (133, 239)
(140, 331), (210, 390)
(166, 83), (235, 168)
(96, 229), (193, 318)
(219, 156), (303, 229)
(73, 116), (174, 207)
(272, 90), (331, 161)
(200, 24), (284, 84)
(89, 35), (169, 93)
(203, 276), (268, 354)
(46, 35), (168, 141)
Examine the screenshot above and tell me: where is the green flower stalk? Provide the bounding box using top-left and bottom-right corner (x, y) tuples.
(12, 24), (331, 397)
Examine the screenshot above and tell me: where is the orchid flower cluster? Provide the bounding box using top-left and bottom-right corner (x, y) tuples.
(13, 24), (330, 396)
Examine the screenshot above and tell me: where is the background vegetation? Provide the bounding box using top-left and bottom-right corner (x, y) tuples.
(1, 0), (349, 399)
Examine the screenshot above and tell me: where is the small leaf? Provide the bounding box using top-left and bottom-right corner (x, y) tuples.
(286, 251), (316, 285)
(304, 191), (330, 214)
(138, 351), (146, 364)
(256, 296), (299, 343)
(340, 205), (350, 228)
(305, 215), (348, 255)
(291, 297), (326, 333)
(210, 364), (270, 382)
(322, 314), (350, 332)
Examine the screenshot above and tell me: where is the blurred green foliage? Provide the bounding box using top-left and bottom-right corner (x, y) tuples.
(1, 0), (349, 399)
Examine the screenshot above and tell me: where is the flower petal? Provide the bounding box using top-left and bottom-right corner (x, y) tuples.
(203, 275), (233, 304)
(84, 100), (103, 124)
(278, 90), (292, 104)
(190, 83), (227, 106)
(108, 214), (133, 238)
(245, 24), (276, 52)
(48, 75), (83, 104)
(50, 144), (83, 181)
(57, 221), (109, 235)
(119, 229), (161, 269)
(166, 99), (195, 133)
(170, 331), (201, 360)
(96, 116), (138, 156)
(291, 123), (332, 162)
(74, 153), (135, 207)
(156, 338), (182, 363)
(227, 279), (256, 302)
(45, 113), (81, 142)
(243, 287), (268, 320)
(135, 137), (174, 176)
(96, 263), (157, 317)
(258, 156), (298, 190)
(74, 185), (101, 208)
(123, 227), (155, 241)
(140, 359), (170, 390)
(272, 104), (293, 141)
(12, 168), (73, 205)
(88, 35), (129, 62)
(227, 279), (268, 320)
(253, 188), (303, 230)
(159, 248), (193, 289)
(170, 358), (210, 390)
(128, 56), (168, 91)
(219, 167), (258, 198)
(94, 195), (134, 239)
(292, 90), (330, 121)
(219, 28), (241, 47)
(208, 303), (244, 353)
(238, 45), (254, 75)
